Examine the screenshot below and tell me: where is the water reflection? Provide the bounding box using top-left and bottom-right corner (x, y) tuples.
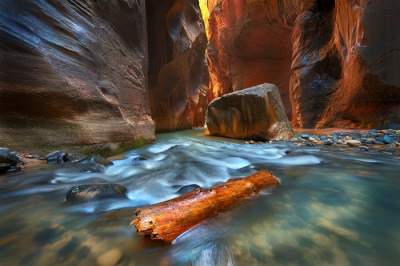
(0, 130), (399, 265)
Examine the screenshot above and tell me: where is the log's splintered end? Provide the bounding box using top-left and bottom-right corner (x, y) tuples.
(131, 170), (280, 242)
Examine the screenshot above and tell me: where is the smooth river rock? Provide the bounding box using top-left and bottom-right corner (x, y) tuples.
(66, 184), (127, 203)
(0, 148), (21, 165)
(206, 83), (294, 140)
(0, 148), (21, 174)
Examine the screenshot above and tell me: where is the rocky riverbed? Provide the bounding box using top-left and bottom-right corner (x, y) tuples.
(0, 129), (400, 265)
(244, 129), (400, 155)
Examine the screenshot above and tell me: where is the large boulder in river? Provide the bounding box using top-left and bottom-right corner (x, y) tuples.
(206, 83), (294, 140)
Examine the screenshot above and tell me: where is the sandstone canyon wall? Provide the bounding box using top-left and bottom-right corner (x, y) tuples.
(146, 0), (209, 131)
(204, 0), (400, 129)
(0, 0), (154, 151)
(1, 0), (399, 153)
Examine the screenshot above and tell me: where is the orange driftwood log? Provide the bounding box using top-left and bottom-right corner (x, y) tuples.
(131, 170), (280, 242)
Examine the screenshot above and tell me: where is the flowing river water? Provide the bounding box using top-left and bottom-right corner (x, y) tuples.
(0, 130), (399, 266)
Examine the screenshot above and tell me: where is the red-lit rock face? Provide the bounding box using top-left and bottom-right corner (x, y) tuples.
(205, 0), (312, 119)
(0, 0), (154, 150)
(205, 0), (400, 129)
(147, 0), (209, 132)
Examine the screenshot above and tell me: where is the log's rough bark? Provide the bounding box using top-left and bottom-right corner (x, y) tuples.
(131, 171), (280, 242)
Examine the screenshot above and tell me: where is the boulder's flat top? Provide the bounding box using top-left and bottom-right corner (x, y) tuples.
(223, 83), (277, 97)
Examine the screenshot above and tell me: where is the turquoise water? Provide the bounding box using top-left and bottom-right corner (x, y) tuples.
(0, 130), (399, 265)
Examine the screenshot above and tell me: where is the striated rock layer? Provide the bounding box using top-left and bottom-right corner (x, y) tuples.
(0, 0), (155, 151)
(146, 0), (209, 132)
(203, 0), (400, 129)
(206, 83), (294, 140)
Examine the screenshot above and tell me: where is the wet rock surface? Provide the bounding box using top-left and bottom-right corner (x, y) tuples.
(66, 184), (127, 203)
(46, 151), (70, 164)
(206, 83), (294, 140)
(0, 148), (22, 174)
(282, 130), (400, 154)
(0, 148), (21, 164)
(146, 0), (209, 131)
(177, 184), (201, 195)
(0, 0), (155, 152)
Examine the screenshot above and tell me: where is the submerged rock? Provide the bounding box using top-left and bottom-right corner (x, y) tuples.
(359, 146), (369, 152)
(177, 184), (201, 195)
(66, 184), (127, 203)
(97, 248), (122, 266)
(206, 83), (294, 140)
(0, 163), (11, 174)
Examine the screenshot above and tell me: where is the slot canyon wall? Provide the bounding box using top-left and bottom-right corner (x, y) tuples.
(146, 0), (209, 131)
(1, 0), (400, 152)
(0, 0), (154, 151)
(203, 0), (400, 129)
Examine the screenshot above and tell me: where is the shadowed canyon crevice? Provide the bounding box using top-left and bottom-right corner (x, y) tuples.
(146, 0), (209, 132)
(1, 0), (400, 150)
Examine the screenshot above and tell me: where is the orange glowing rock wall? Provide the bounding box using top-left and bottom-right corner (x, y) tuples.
(203, 0), (400, 129)
(147, 0), (209, 132)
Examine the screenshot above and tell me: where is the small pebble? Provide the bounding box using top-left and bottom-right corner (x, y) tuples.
(346, 140), (361, 147)
(97, 248), (122, 266)
(383, 135), (394, 144)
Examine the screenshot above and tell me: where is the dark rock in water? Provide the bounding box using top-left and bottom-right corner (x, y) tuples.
(324, 140), (334, 146)
(0, 163), (12, 174)
(79, 155), (113, 171)
(206, 83), (294, 140)
(66, 184), (127, 202)
(177, 184), (201, 194)
(0, 148), (21, 165)
(319, 136), (328, 141)
(0, 148), (22, 174)
(301, 134), (310, 140)
(375, 136), (385, 144)
(46, 151), (69, 164)
(383, 135), (394, 144)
